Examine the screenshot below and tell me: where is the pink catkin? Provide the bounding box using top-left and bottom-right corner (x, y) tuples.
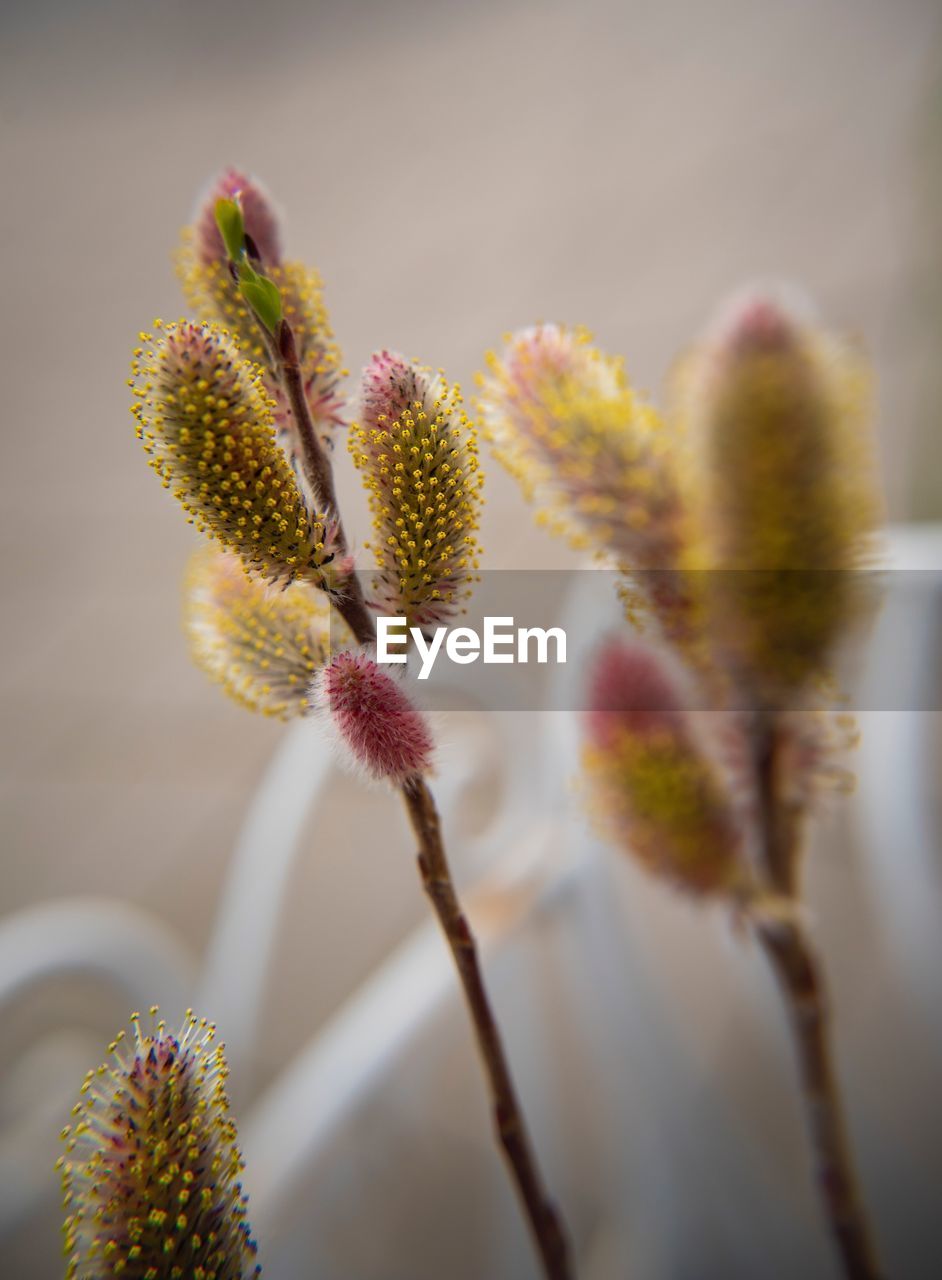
(320, 651), (434, 782)
(195, 167), (282, 267)
(585, 637), (685, 746)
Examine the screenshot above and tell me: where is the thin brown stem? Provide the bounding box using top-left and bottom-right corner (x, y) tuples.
(756, 920), (882, 1280)
(754, 717), (883, 1280)
(754, 713), (804, 898)
(276, 320), (343, 520)
(274, 318), (375, 647)
(401, 775), (575, 1280)
(272, 314), (575, 1279)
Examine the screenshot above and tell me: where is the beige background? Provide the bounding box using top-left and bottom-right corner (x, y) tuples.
(1, 0), (941, 1272)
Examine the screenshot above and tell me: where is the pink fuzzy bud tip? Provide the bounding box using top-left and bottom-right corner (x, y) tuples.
(360, 350), (423, 430)
(585, 637), (684, 747)
(505, 323), (584, 385)
(196, 167), (282, 266)
(582, 637), (744, 896)
(708, 283), (812, 357)
(320, 651), (434, 782)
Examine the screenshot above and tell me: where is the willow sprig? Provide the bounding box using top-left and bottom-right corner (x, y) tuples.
(485, 287), (884, 1280)
(125, 171), (573, 1280)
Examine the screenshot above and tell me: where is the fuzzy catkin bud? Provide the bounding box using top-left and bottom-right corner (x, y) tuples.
(317, 650), (434, 782)
(678, 286), (882, 694)
(131, 319), (337, 586)
(178, 171), (345, 451)
(58, 1008), (260, 1280)
(478, 325), (695, 642)
(350, 352), (484, 627)
(185, 547), (337, 719)
(583, 638), (746, 896)
(194, 167), (282, 267)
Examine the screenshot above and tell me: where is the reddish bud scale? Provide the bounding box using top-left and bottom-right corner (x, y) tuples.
(195, 167), (282, 267)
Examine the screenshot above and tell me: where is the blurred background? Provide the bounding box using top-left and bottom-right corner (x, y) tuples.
(2, 0), (941, 1276)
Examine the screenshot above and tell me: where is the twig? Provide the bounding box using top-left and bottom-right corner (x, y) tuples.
(274, 318), (376, 648)
(754, 717), (883, 1280)
(276, 321), (343, 520)
(402, 775), (574, 1280)
(273, 314), (576, 1279)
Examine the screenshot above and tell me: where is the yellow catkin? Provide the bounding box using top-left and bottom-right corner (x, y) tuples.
(583, 639), (746, 896)
(350, 353), (484, 627)
(59, 1009), (259, 1280)
(477, 324), (697, 644)
(583, 729), (745, 896)
(478, 325), (683, 559)
(185, 547), (338, 719)
(131, 320), (336, 586)
(675, 292), (882, 693)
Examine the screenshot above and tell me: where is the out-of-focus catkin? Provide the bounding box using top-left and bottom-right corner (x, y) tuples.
(185, 546), (338, 719)
(676, 287), (882, 695)
(583, 638), (748, 896)
(478, 324), (696, 644)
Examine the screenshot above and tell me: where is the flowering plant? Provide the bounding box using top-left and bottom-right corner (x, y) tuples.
(481, 295), (884, 1279)
(61, 171), (886, 1280)
(108, 169), (568, 1280)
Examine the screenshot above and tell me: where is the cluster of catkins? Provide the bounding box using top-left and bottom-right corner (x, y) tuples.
(60, 168), (881, 1278)
(479, 291), (881, 901)
(130, 168), (487, 782)
(61, 170), (490, 1279)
